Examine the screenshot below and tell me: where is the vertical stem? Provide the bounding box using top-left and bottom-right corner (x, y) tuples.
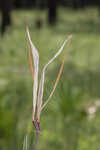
(33, 120), (40, 150)
(34, 131), (40, 150)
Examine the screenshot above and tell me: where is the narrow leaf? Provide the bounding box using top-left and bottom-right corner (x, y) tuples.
(36, 35), (72, 120)
(42, 55), (67, 110)
(23, 136), (25, 150)
(25, 136), (28, 150)
(26, 26), (39, 117)
(26, 31), (34, 81)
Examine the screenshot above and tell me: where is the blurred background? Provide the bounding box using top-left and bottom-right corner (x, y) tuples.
(0, 0), (100, 150)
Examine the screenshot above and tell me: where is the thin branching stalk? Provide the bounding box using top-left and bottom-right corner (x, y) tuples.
(32, 120), (40, 150)
(33, 130), (40, 150)
(26, 25), (72, 150)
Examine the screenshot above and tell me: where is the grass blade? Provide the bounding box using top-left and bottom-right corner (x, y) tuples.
(36, 35), (72, 119)
(26, 26), (39, 119)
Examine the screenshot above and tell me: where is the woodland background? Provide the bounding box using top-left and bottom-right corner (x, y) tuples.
(0, 0), (100, 150)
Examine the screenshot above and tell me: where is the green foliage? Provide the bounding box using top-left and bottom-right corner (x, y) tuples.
(58, 80), (84, 116)
(0, 7), (100, 150)
(0, 109), (14, 139)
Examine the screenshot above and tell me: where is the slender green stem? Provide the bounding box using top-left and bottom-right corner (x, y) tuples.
(34, 130), (40, 150)
(32, 120), (40, 150)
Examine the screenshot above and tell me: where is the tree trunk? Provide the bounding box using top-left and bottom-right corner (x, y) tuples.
(80, 0), (87, 9)
(98, 1), (100, 16)
(48, 0), (57, 25)
(73, 0), (79, 9)
(0, 0), (13, 35)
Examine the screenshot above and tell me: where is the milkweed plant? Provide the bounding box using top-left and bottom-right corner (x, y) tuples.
(26, 26), (72, 150)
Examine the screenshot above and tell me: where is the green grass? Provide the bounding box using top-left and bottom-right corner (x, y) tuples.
(0, 7), (100, 150)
